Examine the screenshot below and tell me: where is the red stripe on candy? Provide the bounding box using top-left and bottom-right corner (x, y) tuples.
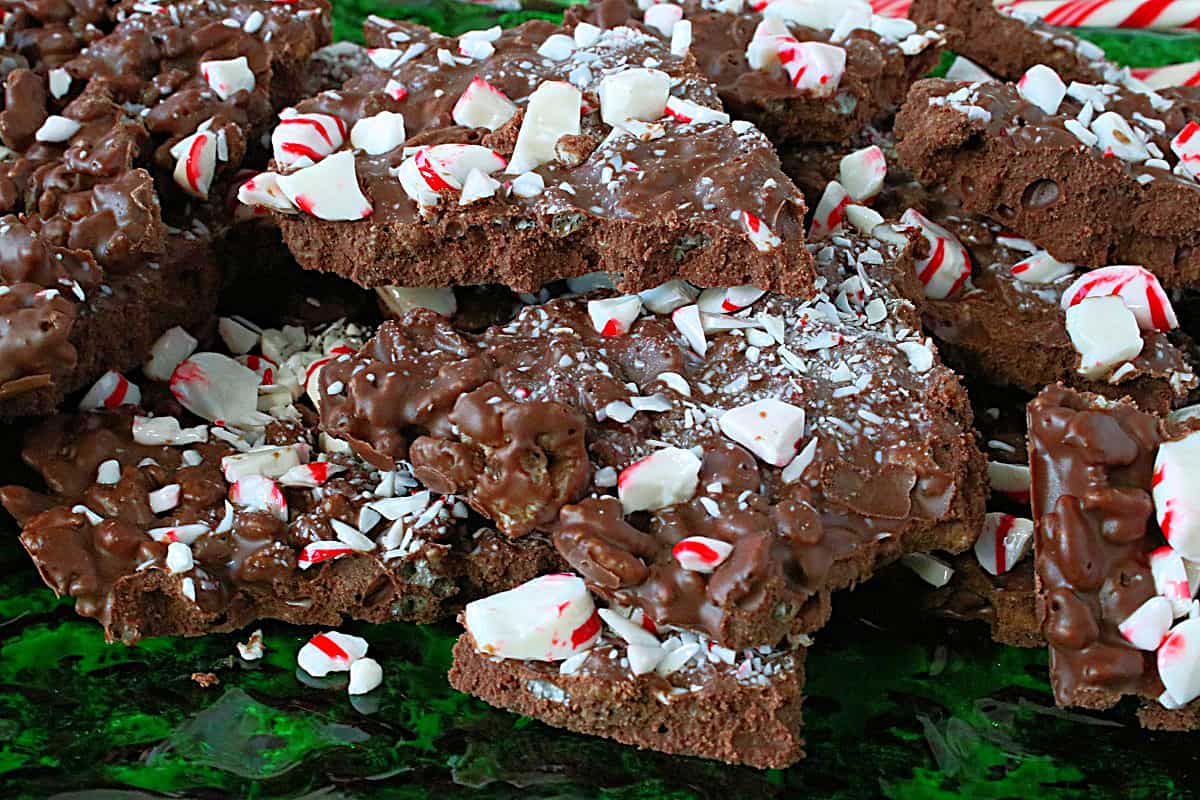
(309, 633), (349, 662)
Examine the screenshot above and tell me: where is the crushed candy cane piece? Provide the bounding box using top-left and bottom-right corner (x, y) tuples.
(464, 574), (601, 660)
(298, 631), (368, 677)
(80, 371), (140, 411)
(672, 536), (734, 572)
(719, 399), (806, 467)
(618, 447), (702, 513)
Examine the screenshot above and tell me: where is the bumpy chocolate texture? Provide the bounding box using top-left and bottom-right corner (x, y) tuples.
(895, 77), (1200, 287)
(259, 19), (816, 296)
(0, 0), (331, 414)
(1029, 384), (1200, 729)
(449, 628), (806, 768)
(320, 231), (986, 651)
(909, 0), (1115, 84)
(571, 0), (948, 146)
(0, 313), (563, 643)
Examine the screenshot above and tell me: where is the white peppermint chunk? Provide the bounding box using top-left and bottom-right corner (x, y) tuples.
(1065, 295), (1143, 379)
(598, 68), (670, 127)
(464, 574), (600, 660)
(1154, 430), (1200, 561)
(719, 399), (806, 467)
(350, 111), (406, 155)
(618, 447), (702, 513)
(1017, 64), (1066, 115)
(277, 150), (373, 220)
(451, 76), (517, 132)
(508, 81), (581, 174)
(201, 56), (255, 101)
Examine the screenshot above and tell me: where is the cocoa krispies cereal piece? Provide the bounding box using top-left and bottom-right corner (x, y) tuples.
(895, 75), (1200, 287)
(567, 0), (948, 147)
(0, 1), (111, 70)
(0, 315), (563, 643)
(242, 20), (816, 296)
(320, 229), (985, 652)
(449, 628), (807, 768)
(908, 0), (1115, 85)
(1029, 384), (1200, 729)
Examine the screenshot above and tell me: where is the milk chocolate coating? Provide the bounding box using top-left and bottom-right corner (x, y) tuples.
(1029, 384), (1200, 727)
(321, 232), (985, 650)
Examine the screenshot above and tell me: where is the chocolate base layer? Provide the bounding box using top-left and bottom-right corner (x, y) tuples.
(909, 0), (1112, 84)
(927, 556), (1042, 648)
(449, 632), (806, 769)
(0, 232), (222, 417)
(895, 78), (1200, 287)
(1029, 384), (1199, 727)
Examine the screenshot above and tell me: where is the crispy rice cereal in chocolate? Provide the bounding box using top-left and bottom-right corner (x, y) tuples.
(895, 74), (1200, 287)
(320, 228), (985, 651)
(0, 313), (562, 643)
(569, 0), (947, 147)
(1029, 384), (1200, 729)
(244, 20), (816, 296)
(909, 0), (1116, 85)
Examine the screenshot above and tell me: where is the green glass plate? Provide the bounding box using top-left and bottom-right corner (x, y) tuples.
(4, 5), (1200, 798)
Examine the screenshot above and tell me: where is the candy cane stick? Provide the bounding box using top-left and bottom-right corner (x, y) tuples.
(1131, 60), (1200, 88)
(871, 0), (913, 16)
(998, 0), (1200, 29)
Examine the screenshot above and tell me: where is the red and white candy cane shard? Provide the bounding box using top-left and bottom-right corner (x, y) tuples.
(1171, 120), (1200, 180)
(870, 0), (913, 17)
(144, 326), (198, 382)
(298, 540), (353, 569)
(597, 68), (670, 127)
(79, 371), (141, 411)
(587, 294), (643, 337)
(279, 461), (344, 487)
(272, 112), (347, 168)
(974, 512), (1034, 575)
(237, 171), (296, 214)
(1017, 64), (1066, 115)
(703, 285), (766, 314)
(998, 0), (1200, 29)
(987, 461), (1031, 504)
(664, 96), (731, 125)
(451, 76), (517, 132)
(777, 41), (846, 96)
(276, 150), (373, 221)
(1158, 617), (1200, 707)
(463, 574), (602, 661)
(237, 354), (276, 385)
(173, 131), (217, 199)
(644, 2), (684, 35)
(169, 352), (263, 425)
(742, 211), (782, 252)
(618, 447), (702, 513)
(672, 304), (708, 356)
(1151, 545), (1194, 616)
(838, 146), (887, 203)
(229, 474), (288, 520)
(1132, 60), (1200, 91)
(745, 18), (791, 71)
(719, 398), (807, 467)
(507, 80), (581, 174)
(1119, 595), (1174, 650)
(809, 180), (851, 240)
(398, 144), (507, 206)
(1061, 265), (1178, 332)
(1155, 430), (1200, 560)
(148, 523), (210, 545)
(201, 56), (255, 101)
(297, 631), (369, 677)
(1065, 295), (1144, 379)
(1010, 250), (1076, 284)
(672, 536), (734, 573)
(900, 208), (972, 300)
(638, 279), (698, 314)
(350, 111), (407, 156)
(221, 444), (306, 482)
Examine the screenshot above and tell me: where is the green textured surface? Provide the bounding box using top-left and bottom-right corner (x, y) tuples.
(6, 4), (1200, 798)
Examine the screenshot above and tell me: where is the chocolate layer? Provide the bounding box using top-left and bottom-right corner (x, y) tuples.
(895, 78), (1200, 286)
(1029, 384), (1199, 727)
(449, 630), (806, 768)
(570, 0), (947, 146)
(268, 20), (815, 295)
(321, 230), (985, 650)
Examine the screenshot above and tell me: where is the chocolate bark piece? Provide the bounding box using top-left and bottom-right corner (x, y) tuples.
(0, 320), (563, 642)
(1029, 384), (1199, 728)
(0, 221), (221, 417)
(895, 77), (1200, 287)
(321, 229), (985, 651)
(258, 20), (814, 296)
(908, 0), (1114, 85)
(449, 629), (806, 769)
(570, 0), (948, 147)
